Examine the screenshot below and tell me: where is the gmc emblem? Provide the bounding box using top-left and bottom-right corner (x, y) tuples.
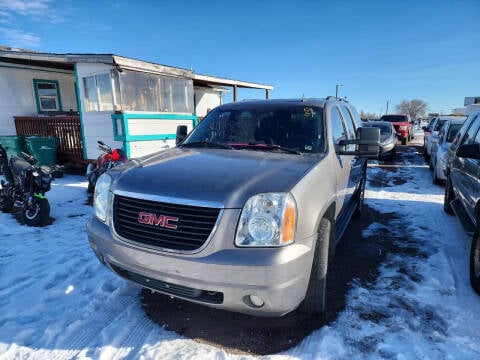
(137, 212), (179, 230)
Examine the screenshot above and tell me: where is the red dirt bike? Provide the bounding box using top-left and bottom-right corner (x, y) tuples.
(86, 141), (128, 193)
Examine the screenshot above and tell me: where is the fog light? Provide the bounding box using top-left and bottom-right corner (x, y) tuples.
(249, 295), (265, 307)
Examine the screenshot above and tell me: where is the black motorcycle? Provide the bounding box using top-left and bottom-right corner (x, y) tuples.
(0, 144), (53, 227)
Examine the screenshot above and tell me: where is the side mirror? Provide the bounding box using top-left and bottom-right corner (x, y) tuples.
(338, 127), (380, 158)
(176, 125), (188, 145)
(456, 144), (480, 160)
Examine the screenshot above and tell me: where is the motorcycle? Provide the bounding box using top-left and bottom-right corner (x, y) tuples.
(86, 141), (128, 193)
(0, 144), (53, 227)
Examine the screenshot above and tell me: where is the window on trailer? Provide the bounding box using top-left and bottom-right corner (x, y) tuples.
(33, 79), (62, 113)
(118, 70), (194, 113)
(83, 73), (114, 112)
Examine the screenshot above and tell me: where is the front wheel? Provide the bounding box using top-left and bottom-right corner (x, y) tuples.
(0, 185), (14, 212)
(433, 161), (442, 185)
(470, 231), (480, 294)
(444, 176), (454, 214)
(22, 198), (50, 227)
(299, 218), (331, 315)
(354, 168), (366, 218)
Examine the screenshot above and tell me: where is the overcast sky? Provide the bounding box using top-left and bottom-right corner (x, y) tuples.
(1, 0), (479, 115)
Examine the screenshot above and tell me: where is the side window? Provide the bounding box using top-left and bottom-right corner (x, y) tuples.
(33, 79), (62, 113)
(473, 125), (480, 145)
(461, 115), (480, 145)
(330, 107), (347, 143)
(340, 106), (356, 139)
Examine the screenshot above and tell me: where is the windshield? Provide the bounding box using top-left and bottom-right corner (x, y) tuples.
(364, 123), (392, 135)
(380, 115), (408, 123)
(184, 105), (324, 153)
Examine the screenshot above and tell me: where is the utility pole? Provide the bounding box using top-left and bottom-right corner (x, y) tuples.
(386, 100), (389, 115)
(335, 84), (343, 98)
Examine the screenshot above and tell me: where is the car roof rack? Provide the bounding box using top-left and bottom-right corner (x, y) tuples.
(326, 96), (348, 103)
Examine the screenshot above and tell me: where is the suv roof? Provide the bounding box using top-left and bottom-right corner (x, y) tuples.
(437, 115), (467, 121)
(217, 97), (350, 110)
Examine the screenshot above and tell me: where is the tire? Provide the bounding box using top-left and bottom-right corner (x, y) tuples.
(87, 172), (97, 194)
(0, 185), (14, 212)
(470, 230), (480, 294)
(87, 180), (95, 194)
(353, 166), (367, 218)
(299, 218), (331, 314)
(391, 147), (397, 160)
(444, 176), (454, 215)
(401, 138), (407, 145)
(433, 162), (442, 185)
(21, 198), (50, 227)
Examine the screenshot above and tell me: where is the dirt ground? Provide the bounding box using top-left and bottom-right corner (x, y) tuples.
(142, 145), (424, 356)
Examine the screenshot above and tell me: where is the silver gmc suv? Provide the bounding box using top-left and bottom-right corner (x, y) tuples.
(87, 98), (379, 317)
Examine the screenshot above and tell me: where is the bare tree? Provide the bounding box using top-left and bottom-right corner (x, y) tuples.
(360, 110), (378, 120)
(395, 99), (428, 120)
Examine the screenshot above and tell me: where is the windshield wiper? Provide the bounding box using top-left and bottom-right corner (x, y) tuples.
(230, 142), (302, 155)
(180, 141), (234, 149)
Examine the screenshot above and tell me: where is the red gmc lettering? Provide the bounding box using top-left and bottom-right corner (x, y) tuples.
(137, 212), (178, 230)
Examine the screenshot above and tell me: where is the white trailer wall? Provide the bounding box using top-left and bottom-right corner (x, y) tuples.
(194, 86), (223, 118)
(0, 62), (77, 135)
(76, 62), (123, 160)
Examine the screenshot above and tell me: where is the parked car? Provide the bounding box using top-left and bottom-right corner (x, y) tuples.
(422, 117), (437, 156)
(379, 114), (413, 145)
(424, 115), (466, 162)
(87, 97), (380, 317)
(430, 118), (466, 184)
(443, 110), (480, 293)
(361, 121), (396, 159)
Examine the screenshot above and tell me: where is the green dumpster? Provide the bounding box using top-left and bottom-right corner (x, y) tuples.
(0, 135), (28, 159)
(25, 137), (58, 167)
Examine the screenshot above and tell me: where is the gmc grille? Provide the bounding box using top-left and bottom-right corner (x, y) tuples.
(113, 195), (221, 251)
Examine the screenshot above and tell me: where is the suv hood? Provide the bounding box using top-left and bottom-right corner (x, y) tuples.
(113, 148), (319, 208)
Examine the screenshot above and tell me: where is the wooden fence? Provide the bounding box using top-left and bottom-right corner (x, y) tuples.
(14, 116), (85, 164)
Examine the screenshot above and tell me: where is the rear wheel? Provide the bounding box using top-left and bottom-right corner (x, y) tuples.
(444, 176), (454, 214)
(22, 198), (50, 227)
(299, 218), (331, 315)
(470, 230), (480, 294)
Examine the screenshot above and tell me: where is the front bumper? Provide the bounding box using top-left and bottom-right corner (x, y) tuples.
(87, 215), (315, 317)
(378, 141), (396, 158)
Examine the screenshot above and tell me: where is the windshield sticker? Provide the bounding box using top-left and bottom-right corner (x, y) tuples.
(304, 107), (315, 118)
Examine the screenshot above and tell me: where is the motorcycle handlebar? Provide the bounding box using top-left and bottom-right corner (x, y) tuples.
(21, 152), (37, 165)
(98, 144), (112, 153)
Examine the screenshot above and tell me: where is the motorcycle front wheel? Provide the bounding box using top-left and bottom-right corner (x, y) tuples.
(22, 198), (50, 227)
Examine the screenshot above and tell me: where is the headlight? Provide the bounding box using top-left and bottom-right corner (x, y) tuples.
(235, 193), (297, 247)
(94, 173), (112, 222)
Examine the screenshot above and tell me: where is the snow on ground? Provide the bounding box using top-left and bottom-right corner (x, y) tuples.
(1, 128), (480, 359)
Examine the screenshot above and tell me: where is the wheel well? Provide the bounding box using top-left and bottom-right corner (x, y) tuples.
(318, 202), (336, 262)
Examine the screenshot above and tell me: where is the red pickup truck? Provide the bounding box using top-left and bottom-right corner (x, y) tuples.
(380, 114), (413, 145)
